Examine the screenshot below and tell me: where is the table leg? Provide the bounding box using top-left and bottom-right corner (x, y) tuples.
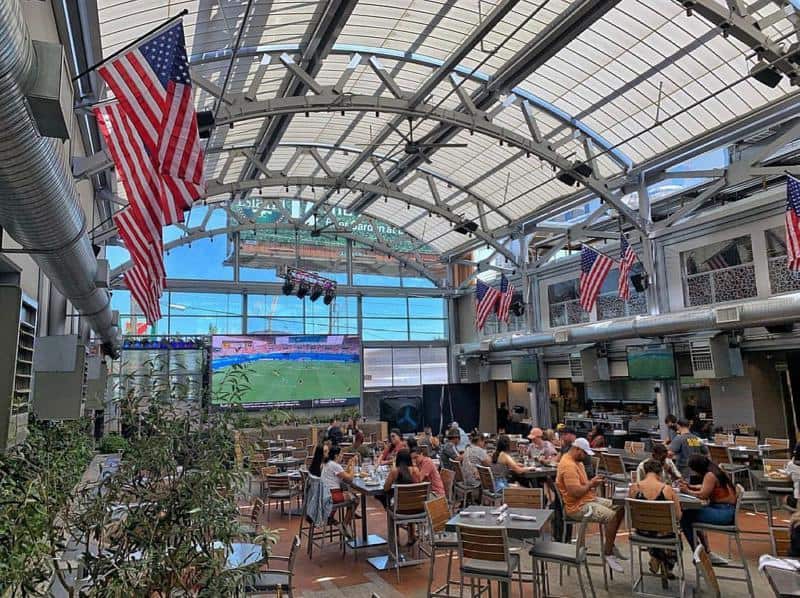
(360, 492), (368, 542)
(347, 491), (387, 550)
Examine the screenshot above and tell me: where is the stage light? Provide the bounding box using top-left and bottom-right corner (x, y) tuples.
(297, 283), (309, 299)
(282, 279), (294, 295)
(309, 285), (323, 301)
(323, 289), (335, 305)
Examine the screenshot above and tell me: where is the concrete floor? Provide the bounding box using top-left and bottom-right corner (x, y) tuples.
(259, 494), (786, 597)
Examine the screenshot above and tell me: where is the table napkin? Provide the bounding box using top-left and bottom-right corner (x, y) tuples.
(758, 555), (800, 572)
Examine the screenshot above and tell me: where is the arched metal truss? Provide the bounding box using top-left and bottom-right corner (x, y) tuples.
(109, 203), (447, 285)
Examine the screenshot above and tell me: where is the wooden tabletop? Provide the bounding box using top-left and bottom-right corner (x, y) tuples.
(446, 506), (552, 540)
(764, 565), (800, 597)
(752, 471), (793, 489)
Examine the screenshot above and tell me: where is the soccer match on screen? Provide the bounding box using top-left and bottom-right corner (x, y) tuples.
(211, 335), (361, 407)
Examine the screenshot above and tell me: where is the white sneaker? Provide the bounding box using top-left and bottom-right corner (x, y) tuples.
(612, 545), (629, 560)
(708, 552), (729, 566)
(605, 555), (624, 573)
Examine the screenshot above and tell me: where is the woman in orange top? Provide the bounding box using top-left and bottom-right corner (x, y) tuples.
(678, 454), (736, 556)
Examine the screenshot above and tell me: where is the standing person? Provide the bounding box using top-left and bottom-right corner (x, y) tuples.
(349, 419), (369, 460)
(556, 427), (594, 477)
(450, 422), (469, 452)
(409, 441), (444, 497)
(527, 427), (557, 463)
(628, 459), (682, 580)
(497, 403), (510, 434)
(378, 428), (407, 466)
(382, 449), (422, 545)
(636, 443), (682, 484)
(678, 455), (736, 565)
(668, 419), (708, 478)
(664, 414), (679, 442)
(555, 438), (626, 573)
(463, 432), (492, 487)
(440, 428), (462, 470)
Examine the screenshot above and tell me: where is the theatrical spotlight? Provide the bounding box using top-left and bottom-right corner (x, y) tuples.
(309, 285), (323, 302)
(278, 266), (337, 306)
(323, 288), (335, 305)
(282, 278), (294, 295)
(297, 283), (309, 299)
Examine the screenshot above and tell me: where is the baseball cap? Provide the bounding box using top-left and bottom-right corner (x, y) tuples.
(528, 427), (543, 440)
(572, 437), (594, 456)
(556, 423), (566, 431)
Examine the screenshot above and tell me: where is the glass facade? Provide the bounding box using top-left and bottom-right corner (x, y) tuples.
(363, 346), (448, 388)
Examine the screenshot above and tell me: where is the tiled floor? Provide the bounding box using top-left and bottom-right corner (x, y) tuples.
(258, 494), (789, 597)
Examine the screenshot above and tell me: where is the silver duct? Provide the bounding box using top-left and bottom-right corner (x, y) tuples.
(461, 292), (800, 354)
(0, 0), (117, 349)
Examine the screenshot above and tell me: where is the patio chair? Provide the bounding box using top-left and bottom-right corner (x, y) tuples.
(692, 545), (721, 598)
(457, 523), (523, 598)
(244, 535), (301, 597)
(264, 474), (300, 521)
(424, 496), (459, 597)
(530, 513), (596, 598)
(386, 482), (430, 582)
(476, 465), (502, 506)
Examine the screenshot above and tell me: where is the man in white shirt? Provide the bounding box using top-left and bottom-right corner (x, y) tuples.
(636, 443), (682, 484)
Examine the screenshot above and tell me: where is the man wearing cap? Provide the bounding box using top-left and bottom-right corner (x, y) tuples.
(528, 427), (557, 463)
(440, 427), (463, 471)
(556, 437), (626, 573)
(556, 427), (594, 477)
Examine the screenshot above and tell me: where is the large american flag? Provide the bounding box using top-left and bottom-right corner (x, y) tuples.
(786, 175), (800, 271)
(496, 275), (514, 323)
(98, 20), (204, 225)
(579, 246), (613, 312)
(476, 279), (501, 330)
(618, 235), (637, 301)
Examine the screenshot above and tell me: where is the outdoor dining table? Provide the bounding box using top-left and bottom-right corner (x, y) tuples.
(266, 456), (301, 471)
(345, 476), (389, 554)
(752, 470), (794, 493)
(268, 446), (299, 455)
(704, 442), (783, 458)
(517, 465), (558, 481)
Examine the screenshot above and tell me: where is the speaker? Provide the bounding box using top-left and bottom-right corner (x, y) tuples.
(631, 273), (649, 292)
(196, 110), (215, 139)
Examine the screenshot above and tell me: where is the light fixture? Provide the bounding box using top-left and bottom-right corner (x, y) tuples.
(297, 283), (309, 299)
(282, 279), (294, 295)
(309, 285), (323, 301)
(323, 289), (335, 305)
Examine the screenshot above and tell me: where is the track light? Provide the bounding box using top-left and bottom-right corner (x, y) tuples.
(309, 285), (323, 301)
(323, 289), (335, 305)
(282, 279), (294, 295)
(297, 283), (309, 299)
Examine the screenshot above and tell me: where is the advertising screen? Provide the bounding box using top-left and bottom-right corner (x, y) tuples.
(211, 335), (361, 408)
(626, 344), (676, 380)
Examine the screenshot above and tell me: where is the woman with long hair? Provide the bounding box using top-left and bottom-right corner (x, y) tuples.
(308, 443), (326, 477)
(678, 454), (737, 562)
(491, 434), (534, 490)
(382, 449), (422, 545)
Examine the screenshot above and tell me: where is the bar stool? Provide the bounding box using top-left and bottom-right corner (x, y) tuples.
(476, 465), (502, 506)
(530, 513), (596, 598)
(453, 461), (480, 508)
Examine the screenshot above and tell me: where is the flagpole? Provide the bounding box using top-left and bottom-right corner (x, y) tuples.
(72, 9), (189, 83)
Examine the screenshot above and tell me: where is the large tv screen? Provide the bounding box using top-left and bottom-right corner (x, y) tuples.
(511, 357), (539, 383)
(627, 344), (676, 380)
(211, 335), (361, 409)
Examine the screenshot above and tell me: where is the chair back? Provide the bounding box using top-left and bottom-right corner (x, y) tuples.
(628, 441), (645, 454)
(292, 450), (308, 460)
(393, 482), (430, 516)
(693, 545), (721, 598)
(287, 535), (302, 578)
(304, 456), (314, 469)
(734, 435), (758, 449)
(425, 495), (451, 535)
(763, 458), (787, 474)
(452, 460), (466, 483)
(591, 456), (600, 475)
(267, 474), (290, 491)
(249, 498), (265, 523)
(601, 453), (625, 475)
(503, 486), (543, 509)
(476, 465), (495, 492)
(440, 467), (455, 504)
(342, 452), (358, 464)
(295, 437), (308, 447)
(713, 433), (733, 446)
(457, 524), (510, 568)
(771, 526), (791, 556)
(625, 497), (678, 536)
(766, 437), (790, 449)
(707, 445), (732, 465)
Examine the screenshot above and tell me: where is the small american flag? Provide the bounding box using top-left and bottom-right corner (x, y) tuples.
(98, 20), (204, 225)
(786, 175), (800, 271)
(496, 275), (514, 323)
(124, 263), (162, 325)
(112, 207), (164, 293)
(579, 246), (613, 312)
(618, 236), (637, 301)
(476, 279), (501, 330)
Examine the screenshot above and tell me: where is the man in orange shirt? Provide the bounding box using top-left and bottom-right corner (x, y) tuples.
(556, 437), (625, 573)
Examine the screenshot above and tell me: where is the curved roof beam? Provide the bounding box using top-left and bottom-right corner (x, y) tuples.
(214, 93), (646, 234)
(190, 43), (631, 170)
(109, 216), (443, 285)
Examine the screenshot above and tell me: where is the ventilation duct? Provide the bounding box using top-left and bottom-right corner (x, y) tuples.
(0, 0), (118, 352)
(460, 292), (800, 355)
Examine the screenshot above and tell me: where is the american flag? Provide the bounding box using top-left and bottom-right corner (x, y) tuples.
(476, 279), (501, 330)
(705, 243), (738, 271)
(786, 175), (800, 271)
(496, 275), (514, 323)
(124, 263), (162, 325)
(98, 21), (204, 225)
(618, 235), (637, 301)
(112, 207), (164, 293)
(579, 245), (613, 312)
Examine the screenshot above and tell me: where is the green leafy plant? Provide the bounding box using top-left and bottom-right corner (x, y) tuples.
(97, 433), (128, 454)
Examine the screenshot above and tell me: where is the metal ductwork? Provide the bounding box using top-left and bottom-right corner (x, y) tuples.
(460, 292), (800, 355)
(0, 0), (118, 352)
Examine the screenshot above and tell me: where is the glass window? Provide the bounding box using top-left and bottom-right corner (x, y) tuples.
(766, 226), (800, 295)
(364, 348), (393, 388)
(392, 348), (421, 386)
(682, 235), (756, 306)
(362, 318), (408, 341)
(408, 297), (445, 319)
(420, 347), (448, 384)
(247, 317), (304, 335)
(409, 318), (446, 341)
(165, 235), (234, 280)
(547, 278), (588, 326)
(168, 292), (242, 317)
(362, 296), (407, 318)
(597, 264), (647, 320)
(352, 242), (402, 286)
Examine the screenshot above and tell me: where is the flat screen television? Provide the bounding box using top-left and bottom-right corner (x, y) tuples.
(211, 335), (361, 409)
(626, 344), (676, 380)
(511, 357), (539, 382)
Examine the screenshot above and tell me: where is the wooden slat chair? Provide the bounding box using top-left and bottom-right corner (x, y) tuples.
(708, 445), (750, 488)
(456, 524), (523, 598)
(476, 465), (502, 506)
(342, 452), (358, 464)
(387, 482), (430, 582)
(765, 437), (792, 459)
(771, 526), (791, 557)
(244, 535), (302, 597)
(760, 458), (794, 510)
(503, 486), (544, 509)
(238, 498), (265, 538)
(424, 496), (459, 597)
(628, 441), (646, 455)
(291, 449), (308, 460)
(599, 453), (629, 495)
(734, 435), (759, 449)
(439, 467), (455, 511)
(530, 513), (596, 598)
(255, 465), (278, 498)
(692, 484), (755, 597)
(264, 475), (301, 521)
(714, 433), (733, 446)
(692, 545), (721, 598)
(625, 498), (686, 595)
(452, 461), (480, 508)
(294, 437), (308, 448)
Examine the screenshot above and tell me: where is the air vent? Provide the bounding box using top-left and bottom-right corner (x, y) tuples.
(715, 306), (741, 325)
(690, 341), (714, 376)
(458, 362), (469, 383)
(554, 330), (570, 344)
(569, 353), (584, 382)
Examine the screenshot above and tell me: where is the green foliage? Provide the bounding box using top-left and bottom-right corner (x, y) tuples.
(0, 418), (94, 596)
(97, 433), (129, 454)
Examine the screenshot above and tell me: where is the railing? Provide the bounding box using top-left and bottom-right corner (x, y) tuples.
(684, 263), (756, 307)
(768, 255), (800, 295)
(548, 299), (588, 327)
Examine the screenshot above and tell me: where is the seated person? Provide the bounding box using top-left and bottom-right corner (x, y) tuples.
(790, 510), (800, 557)
(528, 427), (557, 463)
(440, 428), (463, 470)
(636, 443), (682, 484)
(378, 428), (407, 466)
(409, 440), (445, 497)
(491, 434), (536, 491)
(587, 424), (607, 449)
(321, 446), (356, 536)
(555, 437), (626, 573)
(463, 432), (492, 487)
(326, 418), (344, 445)
(556, 427), (594, 477)
(784, 442), (800, 509)
(678, 454), (736, 565)
(418, 425), (441, 459)
(628, 458), (682, 580)
(382, 449), (422, 545)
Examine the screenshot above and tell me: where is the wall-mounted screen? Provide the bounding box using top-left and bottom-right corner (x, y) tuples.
(211, 335), (361, 409)
(511, 357), (539, 383)
(627, 345), (676, 380)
